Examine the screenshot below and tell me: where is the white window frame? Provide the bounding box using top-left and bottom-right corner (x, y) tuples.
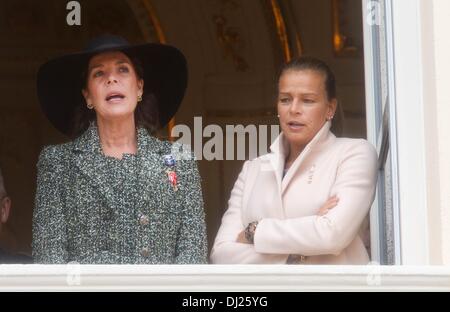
(363, 0), (402, 264)
(390, 0), (430, 265)
(0, 0), (438, 291)
(364, 0), (430, 265)
(0, 265), (449, 291)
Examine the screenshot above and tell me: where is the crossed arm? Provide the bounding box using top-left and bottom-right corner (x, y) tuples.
(210, 141), (377, 264)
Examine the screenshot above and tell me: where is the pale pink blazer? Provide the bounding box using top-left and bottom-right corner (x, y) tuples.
(210, 121), (378, 264)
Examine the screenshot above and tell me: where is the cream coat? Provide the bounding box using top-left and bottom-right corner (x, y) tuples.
(210, 121), (378, 264)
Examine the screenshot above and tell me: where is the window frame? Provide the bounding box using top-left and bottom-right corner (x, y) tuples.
(0, 0), (435, 290)
(364, 0), (430, 265)
(0, 265), (449, 291)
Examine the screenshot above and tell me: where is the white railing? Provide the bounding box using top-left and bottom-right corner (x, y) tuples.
(1, 265), (449, 291)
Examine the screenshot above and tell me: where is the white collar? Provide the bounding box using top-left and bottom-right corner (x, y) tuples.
(267, 121), (335, 194)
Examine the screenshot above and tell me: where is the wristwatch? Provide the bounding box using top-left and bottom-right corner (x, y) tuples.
(244, 221), (259, 244)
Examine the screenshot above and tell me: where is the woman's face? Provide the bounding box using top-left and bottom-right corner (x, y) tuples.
(82, 51), (144, 122)
(277, 69), (336, 150)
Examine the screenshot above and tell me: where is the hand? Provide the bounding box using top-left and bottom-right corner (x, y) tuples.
(318, 196), (339, 216)
(236, 230), (250, 244)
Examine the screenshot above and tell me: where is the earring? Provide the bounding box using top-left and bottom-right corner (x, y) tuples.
(277, 115), (280, 118)
(137, 94), (143, 102)
(87, 102), (94, 110)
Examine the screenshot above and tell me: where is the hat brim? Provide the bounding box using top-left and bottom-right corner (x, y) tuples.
(36, 43), (188, 135)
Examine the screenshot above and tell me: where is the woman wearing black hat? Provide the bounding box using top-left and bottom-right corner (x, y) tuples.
(33, 35), (207, 264)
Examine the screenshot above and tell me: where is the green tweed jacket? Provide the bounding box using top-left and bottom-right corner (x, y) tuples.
(32, 123), (207, 264)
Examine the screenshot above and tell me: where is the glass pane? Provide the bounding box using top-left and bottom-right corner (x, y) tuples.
(369, 0), (396, 264)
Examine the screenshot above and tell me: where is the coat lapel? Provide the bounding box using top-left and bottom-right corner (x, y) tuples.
(71, 124), (168, 210)
(133, 128), (168, 215)
(72, 123), (116, 205)
(266, 136), (285, 194)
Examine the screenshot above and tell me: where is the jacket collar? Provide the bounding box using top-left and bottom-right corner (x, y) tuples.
(267, 121), (335, 194)
(70, 122), (167, 208)
(72, 121), (165, 156)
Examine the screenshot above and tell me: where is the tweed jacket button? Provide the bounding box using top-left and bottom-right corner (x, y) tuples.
(139, 215), (149, 226)
(141, 247), (150, 257)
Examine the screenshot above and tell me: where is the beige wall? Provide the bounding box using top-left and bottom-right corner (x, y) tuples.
(418, 0), (450, 265)
(420, 0), (442, 265)
(430, 0), (450, 265)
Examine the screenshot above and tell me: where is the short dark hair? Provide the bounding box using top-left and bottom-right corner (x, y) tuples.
(277, 56), (337, 101)
(70, 53), (159, 139)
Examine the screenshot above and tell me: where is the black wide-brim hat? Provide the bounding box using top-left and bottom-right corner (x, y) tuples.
(37, 35), (188, 135)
